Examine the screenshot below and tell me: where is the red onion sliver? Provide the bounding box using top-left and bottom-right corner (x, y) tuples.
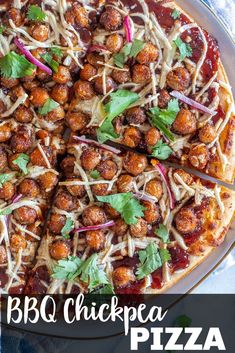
(14, 37), (52, 75)
(88, 44), (109, 53)
(6, 193), (22, 226)
(73, 220), (115, 233)
(155, 163), (175, 209)
(72, 135), (121, 154)
(133, 192), (157, 203)
(124, 16), (133, 42)
(170, 90), (217, 116)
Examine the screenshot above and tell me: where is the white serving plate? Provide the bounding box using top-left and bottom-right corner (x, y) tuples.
(3, 0), (235, 339)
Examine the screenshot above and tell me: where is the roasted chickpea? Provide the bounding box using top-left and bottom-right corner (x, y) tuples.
(45, 105), (65, 122)
(23, 80), (40, 91)
(0, 99), (6, 114)
(112, 218), (128, 236)
(132, 64), (151, 84)
(143, 201), (160, 224)
(125, 107), (146, 125)
(91, 183), (109, 196)
(0, 245), (7, 264)
(173, 169), (193, 185)
(8, 153), (22, 171)
(66, 111), (89, 131)
(0, 148), (8, 172)
(54, 191), (75, 211)
(30, 87), (49, 107)
(198, 123), (216, 144)
(130, 218), (148, 238)
(158, 89), (171, 109)
(82, 205), (107, 226)
(145, 178), (163, 200)
(87, 53), (104, 68)
(18, 179), (40, 198)
(14, 106), (33, 123)
(136, 42), (158, 64)
(189, 144), (209, 170)
(7, 7), (23, 26)
(80, 63), (97, 81)
(0, 124), (12, 142)
(53, 66), (71, 84)
(112, 267), (135, 287)
(0, 181), (15, 201)
(97, 159), (118, 180)
(173, 109), (197, 135)
(60, 32), (78, 47)
(30, 146), (54, 167)
(74, 80), (95, 100)
(65, 7), (76, 24)
(122, 126), (141, 148)
(80, 148), (101, 171)
(10, 85), (26, 102)
(25, 224), (42, 242)
(145, 127), (161, 146)
(66, 178), (86, 198)
(36, 68), (50, 82)
(51, 84), (69, 105)
(123, 152), (148, 176)
(50, 240), (70, 260)
(74, 6), (89, 27)
(38, 171), (58, 192)
(10, 130), (32, 153)
(13, 206), (37, 225)
(94, 76), (116, 95)
(61, 156), (76, 177)
(166, 67), (191, 91)
(100, 8), (122, 31)
(106, 33), (123, 53)
(104, 203), (120, 219)
(86, 230), (105, 251)
(116, 174), (134, 193)
(112, 65), (131, 84)
(1, 77), (19, 88)
(30, 23), (49, 42)
(175, 207), (198, 234)
(11, 234), (27, 251)
(48, 213), (66, 234)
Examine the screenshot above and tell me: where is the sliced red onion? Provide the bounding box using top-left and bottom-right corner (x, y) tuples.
(170, 90), (217, 116)
(73, 220), (115, 233)
(72, 135), (121, 154)
(134, 192), (157, 203)
(124, 16), (133, 42)
(88, 44), (108, 53)
(14, 37), (52, 75)
(154, 163), (175, 209)
(6, 193), (22, 226)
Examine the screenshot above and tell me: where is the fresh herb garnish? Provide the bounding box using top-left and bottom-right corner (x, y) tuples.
(61, 217), (74, 239)
(0, 174), (12, 188)
(50, 47), (63, 59)
(12, 154), (29, 175)
(136, 243), (162, 280)
(0, 26), (5, 35)
(0, 52), (35, 79)
(27, 5), (46, 22)
(93, 283), (115, 294)
(129, 39), (145, 58)
(97, 192), (145, 225)
(113, 39), (145, 68)
(171, 9), (181, 20)
(41, 52), (59, 72)
(174, 37), (193, 60)
(151, 140), (173, 160)
(174, 314), (192, 328)
(155, 224), (170, 243)
(38, 98), (59, 115)
(0, 208), (12, 216)
(52, 256), (82, 280)
(159, 248), (171, 263)
(97, 90), (139, 143)
(90, 170), (100, 179)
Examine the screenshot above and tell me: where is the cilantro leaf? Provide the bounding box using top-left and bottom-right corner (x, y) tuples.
(93, 283), (115, 294)
(12, 154), (29, 175)
(113, 43), (132, 68)
(136, 243), (162, 280)
(174, 37), (193, 60)
(27, 5), (46, 22)
(50, 47), (63, 59)
(129, 39), (145, 58)
(0, 52), (35, 79)
(174, 315), (192, 328)
(171, 9), (181, 20)
(0, 26), (5, 35)
(90, 170), (100, 179)
(61, 218), (74, 239)
(97, 90), (139, 143)
(0, 208), (12, 216)
(155, 224), (170, 243)
(0, 174), (12, 188)
(52, 256), (82, 280)
(38, 98), (59, 115)
(97, 192), (145, 225)
(159, 248), (171, 263)
(41, 53), (59, 72)
(151, 140), (173, 160)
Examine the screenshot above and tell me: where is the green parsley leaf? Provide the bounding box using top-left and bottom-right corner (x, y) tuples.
(97, 192), (145, 225)
(155, 224), (170, 243)
(0, 26), (5, 35)
(12, 154), (29, 175)
(27, 5), (46, 22)
(38, 98), (59, 115)
(90, 170), (100, 179)
(61, 218), (74, 239)
(0, 174), (12, 188)
(41, 53), (59, 72)
(136, 243), (162, 280)
(0, 52), (35, 79)
(171, 9), (181, 20)
(52, 256), (82, 280)
(97, 90), (139, 143)
(113, 43), (132, 68)
(174, 37), (193, 60)
(159, 248), (171, 263)
(93, 283), (115, 294)
(129, 39), (145, 57)
(151, 140), (173, 160)
(0, 208), (12, 216)
(50, 47), (63, 59)
(174, 314), (192, 328)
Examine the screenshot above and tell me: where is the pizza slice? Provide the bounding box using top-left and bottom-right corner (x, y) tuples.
(65, 0), (235, 183)
(24, 137), (235, 294)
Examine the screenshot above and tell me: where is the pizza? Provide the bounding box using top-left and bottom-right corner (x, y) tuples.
(0, 0), (234, 295)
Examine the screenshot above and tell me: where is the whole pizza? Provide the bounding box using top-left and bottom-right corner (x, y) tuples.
(0, 0), (234, 295)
